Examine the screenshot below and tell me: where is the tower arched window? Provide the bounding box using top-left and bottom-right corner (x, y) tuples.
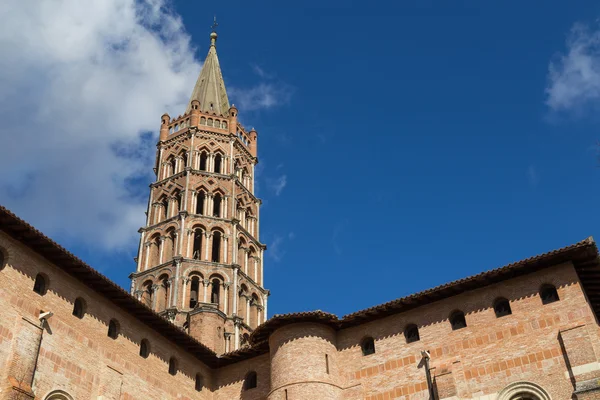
(170, 157), (177, 175)
(159, 274), (170, 310)
(200, 152), (208, 171)
(494, 297), (512, 317)
(108, 319), (119, 339)
(182, 152), (188, 169)
(243, 371), (257, 390)
(139, 339), (150, 358)
(213, 193), (222, 217)
(211, 278), (220, 304)
(212, 231), (221, 262)
(142, 280), (153, 308)
(72, 297), (86, 319)
(33, 273), (48, 295)
(450, 310), (467, 330)
(161, 197), (169, 220)
(361, 337), (375, 356)
(404, 324), (420, 343)
(196, 192), (205, 215)
(189, 276), (200, 308)
(540, 284), (559, 305)
(214, 154), (222, 174)
(192, 229), (203, 260)
(173, 191), (181, 214)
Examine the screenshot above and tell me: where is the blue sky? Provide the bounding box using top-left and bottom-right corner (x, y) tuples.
(2, 0), (600, 317)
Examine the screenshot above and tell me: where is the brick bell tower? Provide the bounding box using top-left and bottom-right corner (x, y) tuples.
(130, 27), (268, 354)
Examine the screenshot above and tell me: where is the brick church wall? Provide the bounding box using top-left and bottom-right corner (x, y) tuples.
(335, 262), (599, 399)
(0, 231), (214, 400)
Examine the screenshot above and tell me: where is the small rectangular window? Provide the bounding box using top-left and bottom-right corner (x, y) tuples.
(325, 354), (329, 374)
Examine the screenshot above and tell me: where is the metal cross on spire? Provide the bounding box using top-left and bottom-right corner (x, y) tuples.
(211, 16), (218, 32)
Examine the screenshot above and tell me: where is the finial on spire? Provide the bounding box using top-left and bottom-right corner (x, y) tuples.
(210, 16), (218, 46)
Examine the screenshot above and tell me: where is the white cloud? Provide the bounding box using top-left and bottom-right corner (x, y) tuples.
(229, 82), (293, 111)
(0, 0), (201, 249)
(267, 231), (294, 262)
(546, 22), (600, 112)
(267, 175), (287, 196)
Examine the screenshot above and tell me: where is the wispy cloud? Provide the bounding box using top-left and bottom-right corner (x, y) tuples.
(527, 165), (539, 187)
(332, 219), (349, 256)
(267, 175), (287, 196)
(0, 0), (200, 249)
(230, 82), (294, 111)
(546, 22), (600, 113)
(251, 64), (271, 79)
(267, 232), (294, 262)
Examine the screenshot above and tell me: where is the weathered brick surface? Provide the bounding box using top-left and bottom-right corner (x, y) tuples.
(2, 227), (600, 400)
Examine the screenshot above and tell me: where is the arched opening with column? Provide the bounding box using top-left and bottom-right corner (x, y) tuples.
(191, 226), (205, 260)
(251, 293), (261, 328)
(159, 195), (169, 221)
(141, 280), (154, 308)
(214, 152), (223, 174)
(157, 273), (170, 311)
(212, 191), (223, 218)
(172, 190), (181, 215)
(188, 273), (203, 309)
(211, 230), (222, 263)
(179, 149), (188, 170)
(199, 150), (208, 171)
(196, 191), (205, 215)
(248, 246), (257, 281)
(238, 284), (248, 320)
(209, 274), (225, 311)
(237, 236), (247, 271)
(169, 155), (177, 175)
(163, 228), (176, 261)
(148, 234), (160, 268)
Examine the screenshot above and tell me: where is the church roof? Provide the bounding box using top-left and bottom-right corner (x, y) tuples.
(248, 236), (600, 347)
(1, 204), (599, 367)
(185, 31), (230, 116)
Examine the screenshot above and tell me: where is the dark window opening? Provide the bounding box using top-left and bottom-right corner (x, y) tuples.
(193, 230), (203, 260)
(161, 198), (169, 220)
(108, 319), (119, 339)
(139, 339), (150, 358)
(169, 357), (178, 375)
(200, 152), (208, 171)
(211, 279), (220, 304)
(541, 284), (559, 305)
(72, 298), (85, 319)
(450, 311), (467, 330)
(361, 337), (375, 356)
(404, 324), (420, 343)
(243, 371), (257, 390)
(183, 153), (188, 168)
(214, 154), (222, 173)
(196, 192), (205, 215)
(494, 298), (512, 317)
(212, 232), (221, 262)
(33, 273), (47, 295)
(195, 373), (204, 391)
(241, 333), (250, 346)
(170, 157), (176, 175)
(325, 354), (330, 374)
(174, 192), (181, 214)
(189, 277), (200, 308)
(213, 194), (222, 217)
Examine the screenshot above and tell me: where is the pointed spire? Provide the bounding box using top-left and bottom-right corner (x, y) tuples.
(186, 21), (230, 116)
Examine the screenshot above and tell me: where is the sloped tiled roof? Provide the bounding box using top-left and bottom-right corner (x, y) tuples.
(2, 204), (599, 367)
